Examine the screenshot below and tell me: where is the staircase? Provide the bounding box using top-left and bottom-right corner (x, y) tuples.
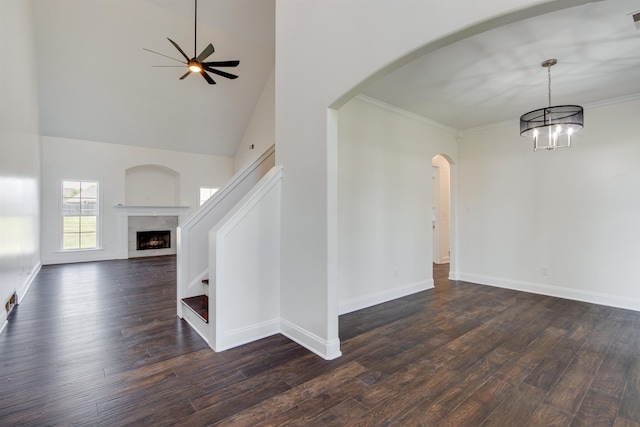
(181, 278), (209, 322)
(176, 145), (282, 351)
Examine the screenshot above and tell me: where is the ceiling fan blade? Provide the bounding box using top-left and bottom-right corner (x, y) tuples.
(143, 48), (185, 64)
(202, 60), (240, 68)
(196, 44), (215, 62)
(167, 38), (190, 61)
(203, 66), (238, 80)
(152, 65), (186, 68)
(179, 71), (191, 80)
(201, 71), (216, 85)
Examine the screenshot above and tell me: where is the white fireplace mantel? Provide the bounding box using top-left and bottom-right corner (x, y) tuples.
(114, 205), (190, 259)
(114, 205), (190, 216)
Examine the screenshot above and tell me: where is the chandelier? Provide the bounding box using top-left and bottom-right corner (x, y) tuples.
(520, 59), (583, 151)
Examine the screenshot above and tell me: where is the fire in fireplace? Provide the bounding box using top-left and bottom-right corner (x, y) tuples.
(136, 230), (171, 250)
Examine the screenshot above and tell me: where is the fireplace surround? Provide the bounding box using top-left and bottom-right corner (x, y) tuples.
(114, 205), (189, 259)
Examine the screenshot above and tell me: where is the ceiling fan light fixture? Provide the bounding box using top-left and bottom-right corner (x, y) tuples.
(188, 60), (202, 73)
(519, 59), (583, 151)
(144, 0), (240, 85)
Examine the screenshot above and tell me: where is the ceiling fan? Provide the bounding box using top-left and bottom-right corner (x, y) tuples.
(143, 0), (239, 85)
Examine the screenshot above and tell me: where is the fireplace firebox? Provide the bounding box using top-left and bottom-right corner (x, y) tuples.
(136, 230), (171, 250)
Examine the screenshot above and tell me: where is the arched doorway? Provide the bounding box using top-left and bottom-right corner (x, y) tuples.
(432, 154), (452, 279)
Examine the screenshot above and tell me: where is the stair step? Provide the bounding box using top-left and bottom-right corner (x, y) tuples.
(202, 279), (209, 285)
(181, 295), (208, 323)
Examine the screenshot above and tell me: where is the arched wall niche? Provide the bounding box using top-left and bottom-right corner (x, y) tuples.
(125, 164), (180, 206)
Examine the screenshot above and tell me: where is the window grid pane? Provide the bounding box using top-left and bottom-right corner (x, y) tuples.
(62, 180), (99, 250)
(80, 233), (97, 249)
(81, 216), (97, 232)
(199, 187), (218, 206)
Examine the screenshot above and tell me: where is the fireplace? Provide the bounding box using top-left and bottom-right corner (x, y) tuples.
(136, 230), (171, 250)
(115, 206), (188, 258)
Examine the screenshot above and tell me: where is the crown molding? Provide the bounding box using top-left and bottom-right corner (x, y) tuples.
(356, 92), (640, 138)
(354, 94), (461, 137)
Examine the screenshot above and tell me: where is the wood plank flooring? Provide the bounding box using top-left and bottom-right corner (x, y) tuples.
(1, 257), (639, 426)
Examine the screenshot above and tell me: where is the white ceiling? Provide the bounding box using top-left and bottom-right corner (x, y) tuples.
(32, 0), (275, 157)
(32, 0), (640, 157)
(361, 0), (640, 132)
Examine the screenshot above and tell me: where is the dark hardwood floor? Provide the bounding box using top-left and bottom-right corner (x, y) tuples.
(1, 257), (639, 426)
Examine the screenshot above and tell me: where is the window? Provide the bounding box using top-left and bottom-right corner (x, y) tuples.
(62, 180), (99, 250)
(199, 187), (219, 206)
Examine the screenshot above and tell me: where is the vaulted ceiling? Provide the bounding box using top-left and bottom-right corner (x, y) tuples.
(32, 0), (640, 157)
(33, 0), (275, 157)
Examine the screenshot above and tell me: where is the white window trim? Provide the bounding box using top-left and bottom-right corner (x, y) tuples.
(60, 179), (102, 251)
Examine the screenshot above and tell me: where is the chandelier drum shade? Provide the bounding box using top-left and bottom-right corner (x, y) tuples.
(520, 59), (583, 151)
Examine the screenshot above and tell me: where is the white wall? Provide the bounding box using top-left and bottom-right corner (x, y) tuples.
(0, 0), (41, 327)
(210, 166), (282, 351)
(338, 96), (457, 314)
(41, 137), (234, 265)
(457, 96), (640, 310)
(233, 67), (275, 172)
(125, 165), (179, 206)
(275, 0), (566, 359)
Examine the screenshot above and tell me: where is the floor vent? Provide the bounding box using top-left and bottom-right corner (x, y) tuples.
(5, 292), (17, 314)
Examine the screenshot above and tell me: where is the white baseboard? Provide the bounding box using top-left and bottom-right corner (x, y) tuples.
(41, 250), (119, 265)
(215, 318), (280, 352)
(0, 261), (42, 337)
(457, 272), (640, 312)
(18, 261), (41, 303)
(280, 318), (342, 360)
(338, 279), (434, 316)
